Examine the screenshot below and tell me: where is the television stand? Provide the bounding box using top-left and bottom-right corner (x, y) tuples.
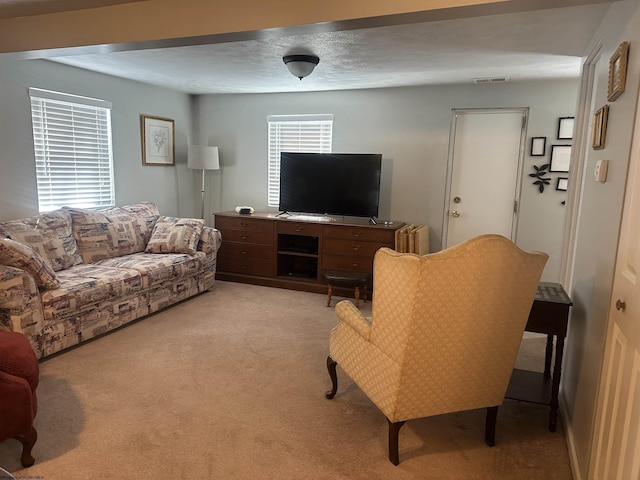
(214, 211), (405, 295)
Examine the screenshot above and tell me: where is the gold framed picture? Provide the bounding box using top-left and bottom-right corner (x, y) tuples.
(607, 41), (629, 102)
(592, 105), (609, 150)
(141, 114), (175, 166)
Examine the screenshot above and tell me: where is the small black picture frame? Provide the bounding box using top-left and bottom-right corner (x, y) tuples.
(556, 177), (568, 191)
(550, 145), (571, 172)
(557, 117), (575, 140)
(530, 137), (546, 156)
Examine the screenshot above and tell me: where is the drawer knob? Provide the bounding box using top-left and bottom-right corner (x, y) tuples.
(240, 235), (248, 240)
(241, 250), (248, 255)
(352, 263), (360, 268)
(352, 245), (361, 251)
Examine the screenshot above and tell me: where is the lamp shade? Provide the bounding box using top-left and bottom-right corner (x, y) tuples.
(188, 145), (219, 170)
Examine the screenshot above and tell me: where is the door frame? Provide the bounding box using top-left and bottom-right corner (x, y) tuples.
(442, 107), (528, 247)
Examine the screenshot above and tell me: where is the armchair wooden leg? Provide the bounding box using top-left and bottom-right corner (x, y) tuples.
(388, 419), (406, 466)
(325, 356), (338, 399)
(485, 406), (499, 447)
(15, 426), (37, 467)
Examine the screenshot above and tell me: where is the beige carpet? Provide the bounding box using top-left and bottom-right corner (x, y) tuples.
(0, 281), (573, 479)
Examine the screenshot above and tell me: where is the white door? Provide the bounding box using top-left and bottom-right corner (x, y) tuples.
(590, 100), (640, 479)
(444, 109), (526, 247)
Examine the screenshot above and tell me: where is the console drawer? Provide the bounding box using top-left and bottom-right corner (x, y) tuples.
(217, 255), (275, 276)
(323, 225), (395, 243)
(215, 216), (275, 233)
(322, 238), (387, 256)
(278, 221), (322, 236)
(219, 242), (274, 260)
(220, 230), (274, 245)
(322, 253), (372, 273)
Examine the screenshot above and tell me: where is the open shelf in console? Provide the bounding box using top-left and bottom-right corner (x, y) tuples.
(276, 233), (319, 279)
(277, 234), (319, 256)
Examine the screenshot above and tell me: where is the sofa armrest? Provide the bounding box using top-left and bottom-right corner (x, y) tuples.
(0, 266), (44, 359)
(0, 332), (39, 390)
(336, 300), (372, 341)
(198, 227), (222, 254)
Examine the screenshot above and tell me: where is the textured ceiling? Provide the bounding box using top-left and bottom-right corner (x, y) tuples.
(42, 3), (612, 94)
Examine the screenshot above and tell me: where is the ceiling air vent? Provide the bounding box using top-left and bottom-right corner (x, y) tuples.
(472, 76), (509, 84)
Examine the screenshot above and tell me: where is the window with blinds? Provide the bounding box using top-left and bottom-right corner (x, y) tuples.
(267, 114), (333, 207)
(29, 87), (114, 212)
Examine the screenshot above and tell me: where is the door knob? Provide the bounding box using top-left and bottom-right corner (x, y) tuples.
(615, 299), (626, 312)
(451, 210), (460, 218)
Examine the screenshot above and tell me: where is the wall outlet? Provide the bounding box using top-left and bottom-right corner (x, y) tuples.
(595, 160), (609, 182)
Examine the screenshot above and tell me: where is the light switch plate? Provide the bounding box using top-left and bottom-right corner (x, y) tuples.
(595, 160), (609, 182)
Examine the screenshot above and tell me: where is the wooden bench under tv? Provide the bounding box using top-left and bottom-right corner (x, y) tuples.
(214, 211), (405, 294)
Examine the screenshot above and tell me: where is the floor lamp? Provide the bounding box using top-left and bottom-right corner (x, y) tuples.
(188, 145), (220, 219)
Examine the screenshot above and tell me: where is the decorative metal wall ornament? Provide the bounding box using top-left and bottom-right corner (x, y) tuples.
(529, 164), (551, 193)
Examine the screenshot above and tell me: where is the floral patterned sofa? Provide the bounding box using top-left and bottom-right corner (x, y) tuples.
(0, 202), (221, 359)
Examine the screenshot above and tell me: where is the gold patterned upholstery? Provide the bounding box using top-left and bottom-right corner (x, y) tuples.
(326, 234), (548, 465)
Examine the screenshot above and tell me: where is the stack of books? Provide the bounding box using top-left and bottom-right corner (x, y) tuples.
(394, 224), (429, 254)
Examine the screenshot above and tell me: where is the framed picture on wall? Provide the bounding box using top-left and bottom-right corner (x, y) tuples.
(557, 117), (575, 140)
(556, 177), (568, 191)
(530, 137), (546, 156)
(592, 105), (609, 150)
(607, 41), (629, 102)
(550, 145), (571, 172)
(141, 114), (175, 166)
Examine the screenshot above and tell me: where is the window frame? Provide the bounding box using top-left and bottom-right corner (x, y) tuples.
(28, 87), (115, 212)
(267, 114), (334, 207)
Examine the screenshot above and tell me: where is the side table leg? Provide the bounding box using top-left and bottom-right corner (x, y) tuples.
(549, 335), (565, 432)
(327, 284), (333, 307)
(544, 333), (553, 378)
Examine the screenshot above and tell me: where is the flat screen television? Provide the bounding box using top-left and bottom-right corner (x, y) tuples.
(278, 152), (382, 219)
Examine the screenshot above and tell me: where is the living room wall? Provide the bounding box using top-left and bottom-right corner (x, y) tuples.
(0, 58), (196, 221)
(194, 79), (579, 282)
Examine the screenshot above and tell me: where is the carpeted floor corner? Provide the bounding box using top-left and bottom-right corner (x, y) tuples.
(0, 281), (573, 479)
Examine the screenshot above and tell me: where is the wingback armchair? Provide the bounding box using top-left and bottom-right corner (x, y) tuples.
(325, 234), (548, 465)
(0, 331), (39, 467)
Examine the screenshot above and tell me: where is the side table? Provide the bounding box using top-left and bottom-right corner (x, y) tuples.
(505, 282), (573, 432)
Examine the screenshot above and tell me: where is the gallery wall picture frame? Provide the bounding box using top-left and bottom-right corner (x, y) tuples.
(592, 105), (609, 150)
(607, 41), (629, 102)
(556, 177), (568, 191)
(550, 145), (572, 172)
(530, 137), (546, 156)
(557, 117), (575, 140)
(141, 114), (175, 166)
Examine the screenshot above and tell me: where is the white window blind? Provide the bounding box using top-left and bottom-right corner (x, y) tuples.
(267, 114), (333, 207)
(29, 87), (114, 212)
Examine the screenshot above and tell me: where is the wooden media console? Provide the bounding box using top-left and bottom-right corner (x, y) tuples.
(214, 212), (404, 294)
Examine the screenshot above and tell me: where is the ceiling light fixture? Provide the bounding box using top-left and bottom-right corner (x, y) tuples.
(283, 54), (320, 80)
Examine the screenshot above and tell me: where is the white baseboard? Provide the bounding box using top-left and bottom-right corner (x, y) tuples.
(560, 394), (584, 480)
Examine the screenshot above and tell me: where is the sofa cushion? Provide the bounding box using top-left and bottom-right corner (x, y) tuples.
(95, 252), (205, 288)
(65, 208), (152, 263)
(99, 202), (159, 245)
(40, 264), (143, 320)
(145, 216), (204, 255)
(0, 238), (60, 290)
(0, 209), (82, 271)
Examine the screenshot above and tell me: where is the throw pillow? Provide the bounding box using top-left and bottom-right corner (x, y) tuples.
(0, 209), (82, 271)
(145, 216), (204, 255)
(0, 237), (61, 289)
(66, 207), (151, 263)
